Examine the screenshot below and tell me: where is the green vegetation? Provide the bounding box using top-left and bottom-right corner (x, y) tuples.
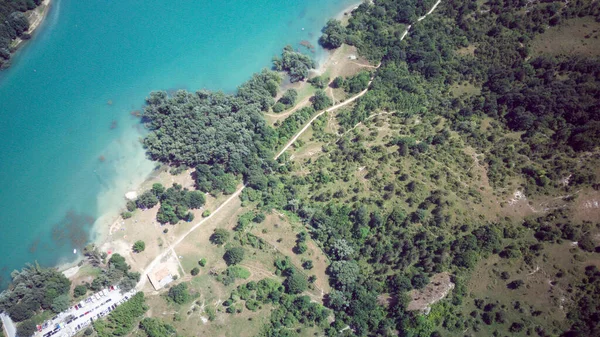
(223, 247), (245, 266)
(272, 45), (316, 82)
(311, 89), (333, 111)
(139, 317), (176, 337)
(87, 253), (140, 292)
(319, 19), (346, 49)
(0, 264), (71, 328)
(0, 0), (43, 69)
(274, 88), (298, 113)
(92, 292), (147, 337)
(73, 284), (88, 297)
(132, 240), (145, 253)
(190, 267), (199, 276)
(209, 228), (230, 245)
(167, 283), (190, 305)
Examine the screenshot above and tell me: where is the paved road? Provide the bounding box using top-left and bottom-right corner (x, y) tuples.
(36, 289), (135, 337)
(1, 313), (16, 337)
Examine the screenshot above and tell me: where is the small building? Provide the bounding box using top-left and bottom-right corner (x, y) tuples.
(148, 266), (174, 291)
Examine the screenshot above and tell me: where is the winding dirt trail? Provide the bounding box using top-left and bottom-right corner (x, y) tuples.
(136, 0), (444, 291)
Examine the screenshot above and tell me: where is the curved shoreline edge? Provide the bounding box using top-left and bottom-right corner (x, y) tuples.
(9, 0), (53, 57)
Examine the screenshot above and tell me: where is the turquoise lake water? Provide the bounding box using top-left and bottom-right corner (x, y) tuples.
(0, 0), (356, 286)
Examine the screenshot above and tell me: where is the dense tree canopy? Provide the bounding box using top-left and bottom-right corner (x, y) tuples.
(272, 45), (316, 82)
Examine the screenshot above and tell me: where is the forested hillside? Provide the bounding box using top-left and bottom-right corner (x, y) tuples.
(0, 0), (43, 69)
(138, 0), (600, 335)
(2, 0), (599, 336)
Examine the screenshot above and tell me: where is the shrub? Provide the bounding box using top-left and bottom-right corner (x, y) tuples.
(210, 228), (230, 245)
(223, 247), (245, 265)
(191, 267), (200, 276)
(168, 283), (190, 304)
(198, 258), (207, 267)
(285, 271), (308, 294)
(74, 284), (88, 297)
(132, 240), (146, 253)
(202, 210), (211, 217)
(126, 200), (137, 212)
(121, 211), (133, 219)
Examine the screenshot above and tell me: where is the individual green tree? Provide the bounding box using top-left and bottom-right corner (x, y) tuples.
(223, 247), (245, 266)
(109, 253), (130, 272)
(507, 280), (525, 289)
(126, 200), (137, 212)
(168, 283), (190, 304)
(133, 240), (146, 253)
(151, 183), (165, 196)
(16, 319), (37, 337)
(311, 90), (332, 111)
(51, 294), (70, 313)
(332, 76), (345, 88)
(319, 19), (346, 49)
(579, 236), (596, 252)
(190, 267), (200, 276)
(136, 191), (159, 209)
(285, 270), (308, 294)
(185, 190), (205, 209)
(73, 284), (88, 297)
(202, 210), (211, 217)
(210, 228), (230, 245)
(295, 242), (308, 254)
(84, 328), (94, 336)
(121, 211), (133, 219)
(278, 89), (298, 107)
(308, 75), (330, 89)
(302, 260), (313, 270)
(198, 258), (207, 267)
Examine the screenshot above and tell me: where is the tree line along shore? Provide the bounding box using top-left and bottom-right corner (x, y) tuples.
(2, 0), (600, 336)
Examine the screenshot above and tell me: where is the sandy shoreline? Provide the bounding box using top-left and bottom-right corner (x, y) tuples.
(57, 1), (366, 280)
(11, 0), (53, 51)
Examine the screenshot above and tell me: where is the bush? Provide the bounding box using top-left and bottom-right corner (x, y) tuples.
(16, 319), (37, 337)
(136, 191), (159, 209)
(126, 200), (137, 212)
(198, 258), (207, 267)
(272, 102), (286, 113)
(210, 228), (230, 245)
(311, 90), (332, 111)
(168, 283), (190, 304)
(223, 247), (245, 265)
(132, 240), (146, 253)
(202, 210), (211, 217)
(121, 211), (133, 219)
(285, 271), (308, 294)
(74, 284), (88, 297)
(302, 260), (313, 270)
(507, 279), (524, 289)
(191, 267), (200, 276)
(84, 327), (94, 336)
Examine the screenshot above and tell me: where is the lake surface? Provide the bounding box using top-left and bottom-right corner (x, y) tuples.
(0, 0), (356, 287)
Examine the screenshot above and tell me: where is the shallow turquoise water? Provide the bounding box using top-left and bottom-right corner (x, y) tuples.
(0, 0), (356, 286)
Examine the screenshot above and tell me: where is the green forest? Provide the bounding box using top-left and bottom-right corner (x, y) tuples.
(0, 0), (42, 69)
(139, 0), (600, 335)
(1, 0), (600, 336)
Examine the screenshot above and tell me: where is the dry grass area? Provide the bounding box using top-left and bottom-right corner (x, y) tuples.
(450, 82), (481, 97)
(460, 240), (600, 336)
(456, 45), (476, 56)
(531, 16), (600, 57)
(249, 212), (331, 296)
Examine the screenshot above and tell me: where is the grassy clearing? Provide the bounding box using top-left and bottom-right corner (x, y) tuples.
(531, 16), (600, 57)
(449, 238), (600, 337)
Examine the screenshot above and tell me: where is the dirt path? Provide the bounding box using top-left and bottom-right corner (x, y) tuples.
(136, 0), (444, 291)
(275, 81), (373, 159)
(263, 96), (312, 118)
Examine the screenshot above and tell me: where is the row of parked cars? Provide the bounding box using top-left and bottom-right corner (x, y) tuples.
(39, 287), (123, 337)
